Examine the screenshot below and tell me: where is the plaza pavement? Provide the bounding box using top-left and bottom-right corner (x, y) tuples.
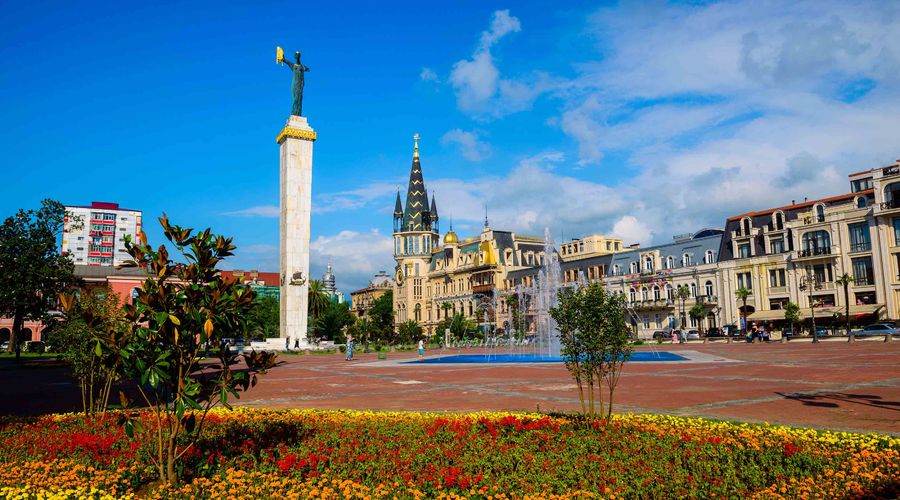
(235, 340), (900, 435)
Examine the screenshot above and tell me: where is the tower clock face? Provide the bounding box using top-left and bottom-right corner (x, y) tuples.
(395, 269), (404, 285)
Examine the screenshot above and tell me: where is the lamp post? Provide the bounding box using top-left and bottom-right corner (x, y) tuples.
(799, 275), (822, 344)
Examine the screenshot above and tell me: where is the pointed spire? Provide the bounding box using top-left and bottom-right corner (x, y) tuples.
(413, 132), (420, 159)
(430, 192), (438, 220)
(393, 190), (403, 216)
(484, 205), (490, 229)
(402, 131), (431, 232)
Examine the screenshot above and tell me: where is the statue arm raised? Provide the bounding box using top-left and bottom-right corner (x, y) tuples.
(283, 59), (295, 70)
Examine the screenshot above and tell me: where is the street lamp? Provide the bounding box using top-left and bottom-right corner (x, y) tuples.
(799, 275), (822, 344)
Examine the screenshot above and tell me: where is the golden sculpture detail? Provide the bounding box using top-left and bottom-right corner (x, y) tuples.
(276, 46), (284, 64)
(277, 126), (317, 144)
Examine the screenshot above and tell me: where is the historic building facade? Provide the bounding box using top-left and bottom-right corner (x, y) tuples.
(350, 271), (392, 319)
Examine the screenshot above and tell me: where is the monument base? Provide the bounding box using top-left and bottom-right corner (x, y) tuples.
(249, 337), (337, 352)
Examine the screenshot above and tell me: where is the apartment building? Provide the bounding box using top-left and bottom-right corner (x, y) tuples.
(62, 202), (142, 266)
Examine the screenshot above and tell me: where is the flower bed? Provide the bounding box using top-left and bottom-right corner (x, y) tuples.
(1, 409), (897, 499)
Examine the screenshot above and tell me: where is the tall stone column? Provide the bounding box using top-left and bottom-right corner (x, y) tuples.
(277, 115), (316, 347)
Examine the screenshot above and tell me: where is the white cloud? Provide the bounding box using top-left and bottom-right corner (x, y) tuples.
(610, 216), (652, 246)
(310, 229), (395, 292)
(480, 9), (521, 49)
(222, 205), (279, 218)
(419, 67), (439, 83)
(440, 129), (492, 161)
(314, 181), (401, 213)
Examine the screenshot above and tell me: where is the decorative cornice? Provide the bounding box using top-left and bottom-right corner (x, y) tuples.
(277, 126), (317, 144)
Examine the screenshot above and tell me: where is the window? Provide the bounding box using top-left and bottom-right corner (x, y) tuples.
(630, 261), (638, 274)
(629, 288), (636, 302)
(770, 238), (785, 254)
(690, 283), (696, 297)
(848, 222), (871, 252)
(737, 272), (752, 290)
(666, 256), (674, 269)
(641, 287), (649, 301)
(815, 204), (826, 223)
(851, 177), (873, 193)
(705, 250), (714, 264)
(705, 280), (714, 297)
(738, 243), (751, 258)
(644, 257), (653, 272)
(773, 211), (785, 230)
(769, 268), (786, 287)
(856, 196), (867, 208)
(682, 253), (692, 267)
(810, 263), (833, 283)
(885, 182), (900, 209)
(414, 263), (420, 276)
(852, 257), (874, 286)
(741, 218), (752, 236)
(606, 242), (611, 251)
(613, 264), (620, 275)
(665, 284), (673, 300)
(653, 285), (661, 300)
(801, 230), (831, 256)
(893, 217), (900, 246)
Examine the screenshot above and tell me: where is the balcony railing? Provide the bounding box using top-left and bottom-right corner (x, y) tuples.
(803, 215), (827, 224)
(697, 295), (718, 304)
(797, 246), (833, 258)
(853, 276), (874, 286)
(849, 242), (871, 252)
(879, 199), (900, 211)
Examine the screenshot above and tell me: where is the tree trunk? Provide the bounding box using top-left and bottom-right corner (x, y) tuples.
(11, 309), (24, 361)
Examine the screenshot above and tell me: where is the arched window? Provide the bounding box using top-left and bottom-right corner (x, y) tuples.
(644, 256), (653, 272)
(653, 285), (661, 300)
(802, 230), (831, 255)
(742, 217), (752, 236)
(815, 203), (825, 223)
(682, 253), (692, 267)
(856, 196), (867, 208)
(414, 303), (421, 322)
(690, 283), (697, 297)
(705, 280), (714, 297)
(629, 288), (636, 303)
(613, 264), (620, 275)
(666, 256), (674, 269)
(665, 283), (673, 300)
(773, 211), (785, 230)
(641, 287), (649, 301)
(630, 261), (638, 274)
(704, 250), (714, 264)
(885, 182), (900, 208)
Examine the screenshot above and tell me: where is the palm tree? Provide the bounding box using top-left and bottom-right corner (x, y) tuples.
(835, 273), (854, 341)
(307, 279), (331, 339)
(735, 287), (752, 336)
(689, 303), (706, 335)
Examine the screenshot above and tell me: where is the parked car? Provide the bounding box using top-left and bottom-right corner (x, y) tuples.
(705, 327), (723, 337)
(812, 327), (830, 337)
(687, 330), (700, 340)
(782, 327), (799, 338)
(856, 323), (900, 335)
(0, 341), (8, 351)
(652, 331), (669, 341)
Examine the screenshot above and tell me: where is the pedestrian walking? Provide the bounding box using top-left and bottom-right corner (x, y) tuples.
(671, 330), (678, 344)
(680, 327), (687, 344)
(418, 338), (425, 360)
(285, 336), (291, 351)
(346, 334), (354, 361)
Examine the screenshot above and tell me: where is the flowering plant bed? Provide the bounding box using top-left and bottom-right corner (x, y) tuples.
(1, 409), (897, 499)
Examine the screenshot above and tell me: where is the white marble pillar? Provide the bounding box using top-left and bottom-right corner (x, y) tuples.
(277, 115), (316, 347)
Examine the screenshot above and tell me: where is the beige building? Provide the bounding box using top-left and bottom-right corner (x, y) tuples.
(718, 163), (899, 332)
(350, 271), (393, 319)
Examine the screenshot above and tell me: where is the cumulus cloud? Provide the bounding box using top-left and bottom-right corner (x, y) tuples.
(314, 181), (401, 214)
(440, 129), (492, 161)
(419, 67), (439, 83)
(222, 205), (279, 218)
(310, 229), (395, 292)
(611, 216), (652, 246)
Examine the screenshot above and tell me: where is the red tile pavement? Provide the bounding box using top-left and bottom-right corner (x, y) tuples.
(234, 342), (900, 434)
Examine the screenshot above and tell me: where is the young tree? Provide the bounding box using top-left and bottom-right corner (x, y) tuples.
(689, 303), (706, 334)
(0, 199), (79, 355)
(835, 273), (853, 340)
(735, 287), (752, 335)
(676, 285), (691, 329)
(118, 216), (276, 485)
(784, 301), (800, 336)
(53, 287), (128, 415)
(551, 282), (632, 418)
(307, 279), (331, 340)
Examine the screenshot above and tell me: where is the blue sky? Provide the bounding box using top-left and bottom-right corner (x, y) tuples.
(2, 1), (899, 294)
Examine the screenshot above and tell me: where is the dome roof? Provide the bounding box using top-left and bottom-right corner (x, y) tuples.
(443, 230), (459, 245)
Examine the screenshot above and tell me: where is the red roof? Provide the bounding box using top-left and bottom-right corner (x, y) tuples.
(221, 270), (279, 287)
(727, 189), (872, 222)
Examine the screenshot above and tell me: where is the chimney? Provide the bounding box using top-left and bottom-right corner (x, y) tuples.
(804, 197), (808, 202)
(792, 200), (795, 205)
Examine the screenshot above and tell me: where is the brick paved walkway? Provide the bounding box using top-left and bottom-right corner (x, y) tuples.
(236, 340), (900, 435)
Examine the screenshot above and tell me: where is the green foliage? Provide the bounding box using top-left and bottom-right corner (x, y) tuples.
(118, 215), (277, 484)
(0, 199), (79, 353)
(735, 287), (752, 333)
(504, 293), (526, 338)
(246, 296), (279, 340)
(435, 313), (475, 341)
(551, 282), (632, 418)
(51, 287), (127, 415)
(689, 303), (706, 333)
(784, 302), (801, 331)
(835, 273), (853, 336)
(307, 279), (331, 322)
(313, 302), (354, 341)
(366, 290), (394, 343)
(397, 319), (423, 345)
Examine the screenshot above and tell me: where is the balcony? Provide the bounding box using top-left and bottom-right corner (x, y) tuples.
(876, 198), (900, 215)
(853, 275), (875, 287)
(472, 284), (494, 294)
(848, 242), (872, 253)
(802, 215), (827, 225)
(697, 295), (718, 304)
(768, 286), (789, 295)
(633, 299), (671, 310)
(792, 246), (838, 262)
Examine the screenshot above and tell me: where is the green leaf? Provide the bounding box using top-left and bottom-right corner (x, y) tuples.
(169, 314), (181, 326)
(94, 341), (102, 357)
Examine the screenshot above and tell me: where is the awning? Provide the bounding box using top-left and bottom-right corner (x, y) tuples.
(747, 306), (842, 322)
(747, 309), (788, 321)
(840, 304), (884, 318)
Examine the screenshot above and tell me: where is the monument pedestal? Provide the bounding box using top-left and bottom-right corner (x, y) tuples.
(277, 115), (316, 350)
